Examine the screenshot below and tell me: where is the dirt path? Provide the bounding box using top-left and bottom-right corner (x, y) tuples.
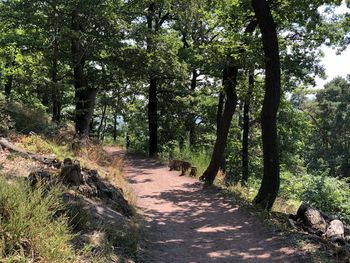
(109, 149), (308, 262)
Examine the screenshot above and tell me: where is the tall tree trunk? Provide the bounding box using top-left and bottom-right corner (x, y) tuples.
(51, 3), (61, 124)
(216, 92), (225, 131)
(51, 32), (61, 123)
(252, 0), (281, 210)
(147, 3), (158, 157)
(200, 60), (238, 184)
(113, 112), (118, 142)
(216, 91), (226, 171)
(51, 34), (61, 124)
(189, 70), (198, 148)
(101, 115), (108, 142)
(97, 104), (107, 140)
(4, 75), (13, 100)
(71, 7), (97, 137)
(148, 76), (158, 156)
(241, 72), (254, 185)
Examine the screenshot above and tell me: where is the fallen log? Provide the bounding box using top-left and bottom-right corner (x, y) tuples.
(0, 137), (29, 158)
(0, 137), (61, 168)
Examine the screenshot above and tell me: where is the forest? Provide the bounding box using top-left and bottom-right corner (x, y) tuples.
(0, 0), (350, 261)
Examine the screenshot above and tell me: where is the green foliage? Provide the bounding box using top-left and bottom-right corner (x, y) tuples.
(279, 171), (350, 223)
(179, 148), (210, 177)
(0, 177), (75, 262)
(305, 76), (350, 177)
(6, 101), (58, 136)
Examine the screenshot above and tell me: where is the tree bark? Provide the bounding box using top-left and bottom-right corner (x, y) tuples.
(51, 3), (61, 124)
(97, 104), (107, 140)
(189, 70), (198, 148)
(148, 76), (158, 156)
(216, 91), (225, 131)
(51, 32), (61, 123)
(241, 72), (254, 185)
(113, 112), (118, 142)
(252, 0), (281, 210)
(71, 7), (97, 137)
(216, 91), (226, 171)
(200, 60), (238, 184)
(147, 3), (158, 157)
(4, 75), (13, 100)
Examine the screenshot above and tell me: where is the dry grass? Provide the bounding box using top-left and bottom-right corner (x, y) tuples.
(1, 133), (140, 262)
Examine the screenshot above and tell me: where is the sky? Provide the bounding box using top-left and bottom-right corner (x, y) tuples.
(315, 1), (349, 89)
(315, 46), (350, 89)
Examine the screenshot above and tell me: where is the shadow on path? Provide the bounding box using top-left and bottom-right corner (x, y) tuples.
(111, 150), (308, 263)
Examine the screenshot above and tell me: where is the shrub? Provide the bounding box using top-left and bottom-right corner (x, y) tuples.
(0, 177), (75, 262)
(301, 175), (350, 223)
(6, 101), (57, 136)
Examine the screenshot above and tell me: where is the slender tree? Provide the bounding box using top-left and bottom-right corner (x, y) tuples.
(200, 57), (238, 184)
(252, 0), (281, 209)
(241, 72), (254, 185)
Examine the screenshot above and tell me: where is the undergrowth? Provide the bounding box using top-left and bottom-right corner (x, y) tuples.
(0, 177), (75, 262)
(168, 147), (350, 224)
(0, 100), (141, 261)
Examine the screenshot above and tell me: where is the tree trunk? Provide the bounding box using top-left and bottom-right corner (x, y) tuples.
(216, 91), (225, 131)
(252, 0), (281, 210)
(71, 7), (97, 137)
(113, 112), (118, 142)
(101, 115), (108, 142)
(189, 70), (198, 148)
(51, 32), (61, 124)
(97, 104), (107, 140)
(148, 76), (158, 156)
(216, 91), (226, 171)
(200, 60), (238, 184)
(147, 3), (158, 157)
(4, 75), (13, 100)
(241, 72), (254, 185)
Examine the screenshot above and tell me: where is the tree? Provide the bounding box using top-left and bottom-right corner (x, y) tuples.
(306, 76), (350, 178)
(200, 58), (238, 184)
(252, 0), (281, 210)
(241, 72), (254, 184)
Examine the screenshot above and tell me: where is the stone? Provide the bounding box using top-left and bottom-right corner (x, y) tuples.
(59, 158), (84, 186)
(28, 170), (53, 187)
(189, 166), (198, 177)
(297, 203), (327, 233)
(325, 220), (345, 239)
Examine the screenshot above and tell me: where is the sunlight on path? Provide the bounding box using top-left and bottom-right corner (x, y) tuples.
(112, 151), (308, 263)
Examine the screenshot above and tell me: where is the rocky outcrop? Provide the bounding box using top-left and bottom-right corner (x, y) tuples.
(59, 158), (83, 186)
(28, 159), (132, 218)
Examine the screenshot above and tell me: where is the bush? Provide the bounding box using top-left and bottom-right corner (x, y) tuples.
(0, 177), (75, 262)
(6, 101), (57, 136)
(301, 175), (350, 223)
(160, 145), (211, 177)
(279, 171), (350, 223)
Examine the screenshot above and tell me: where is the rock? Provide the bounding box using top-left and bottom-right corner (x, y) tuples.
(59, 158), (84, 186)
(169, 160), (182, 171)
(297, 203), (327, 233)
(28, 170), (53, 187)
(189, 166), (197, 177)
(325, 220), (345, 239)
(81, 168), (132, 217)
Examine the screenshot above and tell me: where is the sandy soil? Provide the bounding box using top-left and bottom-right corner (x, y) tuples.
(110, 150), (309, 263)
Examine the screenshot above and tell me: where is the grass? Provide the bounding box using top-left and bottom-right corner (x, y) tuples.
(1, 131), (141, 262)
(160, 146), (211, 177)
(0, 177), (75, 262)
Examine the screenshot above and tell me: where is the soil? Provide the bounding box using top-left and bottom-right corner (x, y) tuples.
(108, 149), (310, 263)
